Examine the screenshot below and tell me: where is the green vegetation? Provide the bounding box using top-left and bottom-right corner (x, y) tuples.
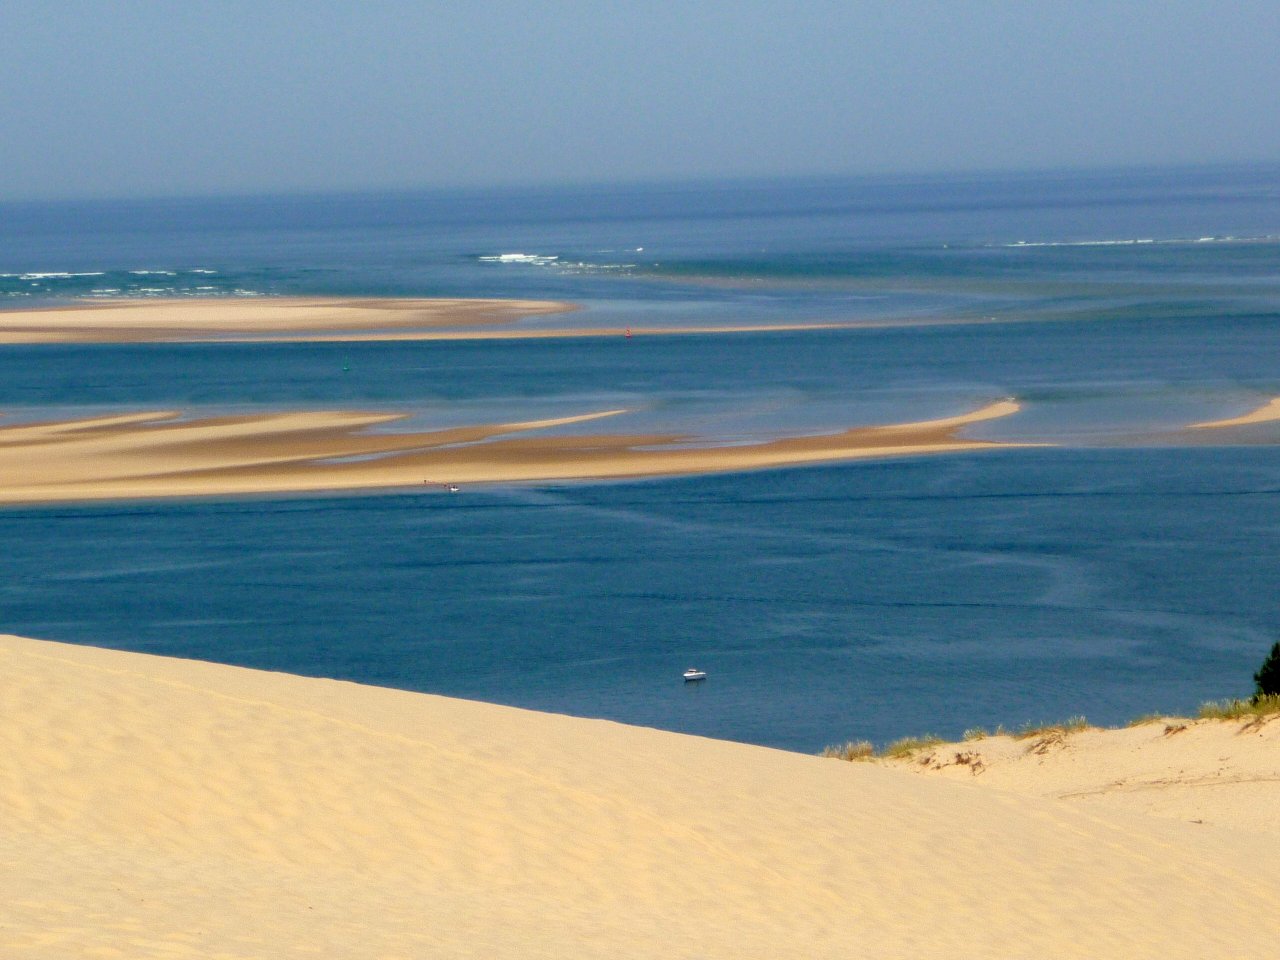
(820, 655), (1280, 763)
(1012, 715), (1090, 740)
(1197, 694), (1280, 721)
(820, 740), (874, 761)
(881, 735), (943, 759)
(1255, 641), (1280, 699)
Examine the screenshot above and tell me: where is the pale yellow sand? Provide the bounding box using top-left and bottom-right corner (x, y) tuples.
(0, 297), (575, 342)
(0, 400), (1029, 504)
(879, 716), (1280, 834)
(0, 297), (847, 342)
(3, 633), (1279, 959)
(1188, 396), (1280, 429)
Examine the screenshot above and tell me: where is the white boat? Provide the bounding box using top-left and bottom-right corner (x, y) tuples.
(682, 668), (707, 682)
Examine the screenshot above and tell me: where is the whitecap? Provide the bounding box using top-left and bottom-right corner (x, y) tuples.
(478, 253), (559, 265)
(18, 271), (107, 280)
(558, 260), (636, 273)
(1000, 234), (1280, 249)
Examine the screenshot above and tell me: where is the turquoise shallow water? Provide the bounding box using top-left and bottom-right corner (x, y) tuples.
(2, 165), (1279, 751)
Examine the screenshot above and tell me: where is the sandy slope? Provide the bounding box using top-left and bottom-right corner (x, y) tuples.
(3, 633), (1280, 959)
(880, 717), (1280, 834)
(0, 400), (1027, 504)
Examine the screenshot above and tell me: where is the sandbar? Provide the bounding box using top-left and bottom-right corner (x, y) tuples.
(0, 297), (849, 343)
(2, 632), (1279, 958)
(1188, 396), (1280, 430)
(0, 400), (1029, 504)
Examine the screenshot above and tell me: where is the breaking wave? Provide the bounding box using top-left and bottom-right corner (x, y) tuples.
(477, 250), (641, 274)
(997, 234), (1280, 248)
(478, 253), (560, 265)
(0, 267), (228, 300)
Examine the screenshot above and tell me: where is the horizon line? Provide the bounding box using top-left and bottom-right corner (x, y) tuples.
(4, 157), (1279, 207)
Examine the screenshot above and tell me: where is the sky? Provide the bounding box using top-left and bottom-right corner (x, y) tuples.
(3, 1), (1279, 200)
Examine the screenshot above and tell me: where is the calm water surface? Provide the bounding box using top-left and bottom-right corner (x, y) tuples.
(2, 165), (1279, 750)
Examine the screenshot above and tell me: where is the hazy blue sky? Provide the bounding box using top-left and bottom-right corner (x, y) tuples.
(3, 1), (1278, 199)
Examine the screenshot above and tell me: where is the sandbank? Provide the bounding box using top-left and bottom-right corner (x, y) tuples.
(0, 297), (573, 343)
(0, 297), (848, 343)
(0, 400), (1029, 505)
(1188, 396), (1280, 430)
(3, 632), (1279, 958)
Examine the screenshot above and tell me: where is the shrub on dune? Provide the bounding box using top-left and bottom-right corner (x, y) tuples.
(1255, 641), (1280, 700)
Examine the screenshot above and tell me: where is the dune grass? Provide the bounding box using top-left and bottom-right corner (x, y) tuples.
(1012, 715), (1091, 740)
(827, 641), (1280, 761)
(1197, 693), (1280, 720)
(820, 740), (875, 761)
(881, 735), (944, 759)
(822, 698), (1280, 763)
(821, 735), (942, 762)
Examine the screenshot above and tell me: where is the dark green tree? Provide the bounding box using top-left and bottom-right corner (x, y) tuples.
(1254, 641), (1280, 700)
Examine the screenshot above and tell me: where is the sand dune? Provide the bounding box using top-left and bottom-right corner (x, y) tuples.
(0, 400), (1028, 504)
(880, 717), (1280, 834)
(2, 633), (1279, 958)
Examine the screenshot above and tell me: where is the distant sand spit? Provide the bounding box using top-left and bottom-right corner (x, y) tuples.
(1188, 396), (1280, 430)
(0, 297), (850, 342)
(0, 400), (1026, 504)
(3, 633), (1279, 958)
(0, 297), (574, 343)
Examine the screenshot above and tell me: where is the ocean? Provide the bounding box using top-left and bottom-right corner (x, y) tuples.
(2, 164), (1280, 751)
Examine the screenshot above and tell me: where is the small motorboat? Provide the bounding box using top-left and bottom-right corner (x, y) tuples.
(422, 480), (460, 493)
(682, 668), (707, 682)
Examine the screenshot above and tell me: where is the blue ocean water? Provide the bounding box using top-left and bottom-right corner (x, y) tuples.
(2, 164), (1280, 751)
